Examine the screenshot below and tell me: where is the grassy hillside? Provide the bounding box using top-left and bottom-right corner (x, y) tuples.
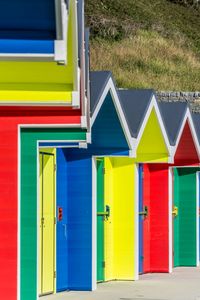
(85, 0), (200, 90)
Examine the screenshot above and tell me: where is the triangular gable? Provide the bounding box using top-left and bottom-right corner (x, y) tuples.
(135, 95), (172, 163)
(136, 107), (170, 162)
(119, 90), (172, 161)
(90, 72), (133, 152)
(174, 110), (200, 163)
(92, 91), (130, 150)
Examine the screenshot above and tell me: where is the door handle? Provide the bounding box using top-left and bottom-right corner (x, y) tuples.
(139, 206), (148, 218)
(62, 224), (67, 239)
(172, 206), (178, 217)
(97, 205), (110, 220)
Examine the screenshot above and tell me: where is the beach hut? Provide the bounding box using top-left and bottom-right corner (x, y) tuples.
(0, 0), (82, 106)
(140, 102), (200, 274)
(54, 71), (138, 291)
(0, 2), (89, 299)
(118, 90), (172, 275)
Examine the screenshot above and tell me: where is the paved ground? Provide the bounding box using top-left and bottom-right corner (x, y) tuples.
(45, 267), (200, 300)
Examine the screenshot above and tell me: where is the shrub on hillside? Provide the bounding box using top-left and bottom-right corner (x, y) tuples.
(168, 0), (200, 9)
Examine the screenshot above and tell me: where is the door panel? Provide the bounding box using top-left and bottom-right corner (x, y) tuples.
(139, 164), (143, 274)
(39, 152), (55, 295)
(97, 159), (105, 282)
(56, 149), (68, 291)
(173, 168), (199, 267)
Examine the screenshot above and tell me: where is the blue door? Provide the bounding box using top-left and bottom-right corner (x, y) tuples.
(56, 149), (68, 291)
(139, 164), (144, 274)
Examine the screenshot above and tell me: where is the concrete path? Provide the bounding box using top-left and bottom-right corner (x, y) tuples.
(44, 267), (200, 300)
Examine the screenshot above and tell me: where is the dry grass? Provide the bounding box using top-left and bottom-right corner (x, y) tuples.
(90, 30), (200, 90)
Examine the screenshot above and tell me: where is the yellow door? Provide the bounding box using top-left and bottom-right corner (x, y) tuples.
(39, 151), (55, 295)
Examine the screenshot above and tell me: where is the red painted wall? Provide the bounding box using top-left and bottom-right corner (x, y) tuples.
(175, 121), (199, 164)
(149, 164), (169, 272)
(143, 164), (169, 273)
(0, 107), (81, 300)
(143, 164), (151, 273)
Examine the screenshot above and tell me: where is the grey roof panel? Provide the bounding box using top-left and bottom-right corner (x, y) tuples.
(118, 89), (154, 138)
(192, 112), (200, 144)
(90, 71), (112, 115)
(158, 102), (188, 146)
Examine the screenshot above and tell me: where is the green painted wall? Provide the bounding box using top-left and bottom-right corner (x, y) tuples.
(173, 167), (199, 267)
(97, 159), (105, 282)
(20, 128), (86, 300)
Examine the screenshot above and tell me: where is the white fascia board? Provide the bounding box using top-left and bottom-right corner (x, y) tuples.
(174, 108), (200, 160)
(79, 142), (88, 149)
(81, 116), (87, 128)
(54, 0), (68, 64)
(135, 96), (172, 159)
(86, 132), (92, 144)
(72, 67), (81, 108)
(91, 77), (134, 153)
(0, 54), (54, 61)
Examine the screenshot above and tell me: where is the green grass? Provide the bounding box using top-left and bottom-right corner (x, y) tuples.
(85, 0), (200, 90)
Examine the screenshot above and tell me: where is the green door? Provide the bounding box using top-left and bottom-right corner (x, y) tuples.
(97, 159), (105, 282)
(173, 168), (199, 267)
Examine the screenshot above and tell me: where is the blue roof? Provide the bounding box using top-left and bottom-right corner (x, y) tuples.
(192, 112), (200, 145)
(118, 89), (154, 138)
(159, 102), (188, 146)
(90, 71), (112, 115)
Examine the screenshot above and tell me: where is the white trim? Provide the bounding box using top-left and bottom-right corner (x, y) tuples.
(54, 40), (67, 64)
(134, 164), (139, 280)
(92, 157), (97, 290)
(0, 54), (54, 61)
(86, 132), (92, 144)
(72, 0), (79, 93)
(135, 95), (173, 161)
(79, 142), (88, 149)
(81, 116), (87, 128)
(19, 124), (82, 128)
(173, 108), (200, 160)
(91, 77), (134, 152)
(0, 102), (75, 107)
(168, 167), (173, 273)
(196, 172), (200, 266)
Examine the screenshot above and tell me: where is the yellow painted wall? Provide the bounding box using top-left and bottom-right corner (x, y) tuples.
(104, 157), (136, 281)
(136, 108), (169, 163)
(39, 148), (56, 295)
(0, 1), (76, 104)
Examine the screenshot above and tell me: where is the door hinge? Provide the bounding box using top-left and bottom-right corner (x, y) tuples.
(54, 217), (57, 225)
(54, 164), (57, 172)
(142, 171), (144, 179)
(102, 261), (105, 268)
(102, 167), (105, 175)
(54, 271), (56, 278)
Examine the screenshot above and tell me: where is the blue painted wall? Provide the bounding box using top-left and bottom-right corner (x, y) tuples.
(0, 0), (56, 40)
(56, 149), (93, 291)
(139, 164), (143, 274)
(91, 92), (130, 150)
(56, 149), (69, 292)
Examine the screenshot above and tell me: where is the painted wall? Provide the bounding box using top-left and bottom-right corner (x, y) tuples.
(0, 109), (82, 300)
(173, 167), (199, 267)
(142, 164), (169, 273)
(0, 1), (77, 104)
(104, 157), (137, 280)
(21, 129), (87, 300)
(136, 108), (169, 163)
